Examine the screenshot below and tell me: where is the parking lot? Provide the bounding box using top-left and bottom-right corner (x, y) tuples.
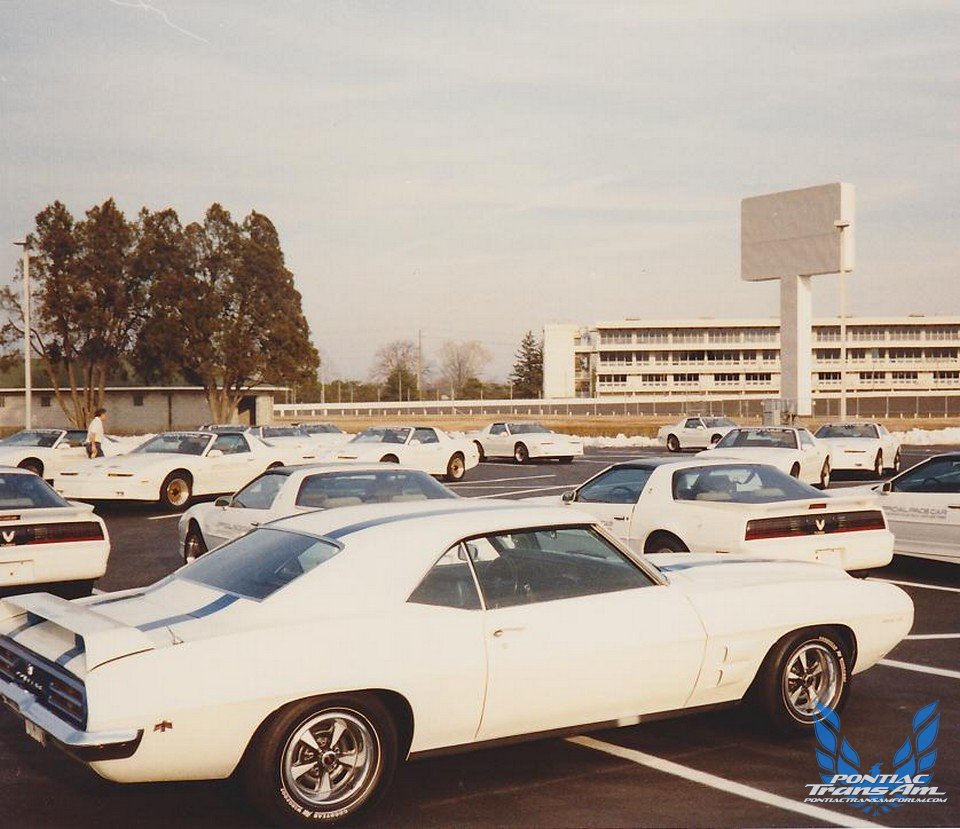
(1, 446), (957, 828)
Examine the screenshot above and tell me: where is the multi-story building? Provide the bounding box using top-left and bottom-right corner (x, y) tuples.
(543, 317), (960, 408)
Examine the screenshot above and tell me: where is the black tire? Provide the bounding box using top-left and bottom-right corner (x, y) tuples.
(789, 463), (801, 479)
(445, 453), (466, 482)
(379, 454), (399, 464)
(892, 449), (902, 473)
(513, 443), (529, 464)
(818, 459), (831, 490)
(873, 452), (884, 479)
(18, 458), (43, 477)
(160, 470), (193, 511)
(666, 435), (680, 453)
(243, 693), (398, 827)
(473, 441), (485, 462)
(644, 532), (689, 554)
(184, 523), (208, 563)
(751, 629), (850, 734)
(558, 456), (574, 464)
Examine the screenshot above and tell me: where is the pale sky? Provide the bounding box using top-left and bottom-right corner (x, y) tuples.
(2, 1), (958, 381)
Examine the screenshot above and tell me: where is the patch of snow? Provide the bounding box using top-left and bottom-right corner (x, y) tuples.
(891, 427), (960, 446)
(577, 433), (661, 448)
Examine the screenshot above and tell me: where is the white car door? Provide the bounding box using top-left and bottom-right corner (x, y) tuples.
(567, 465), (654, 541)
(410, 428), (446, 473)
(204, 471), (288, 548)
(206, 434), (262, 492)
(881, 457), (960, 562)
(797, 430), (822, 481)
(468, 528), (705, 741)
(681, 418), (706, 449)
(487, 423), (510, 457)
(52, 431), (92, 474)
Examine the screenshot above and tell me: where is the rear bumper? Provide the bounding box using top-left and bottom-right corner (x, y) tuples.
(0, 677), (142, 762)
(53, 477), (158, 503)
(738, 529), (894, 571)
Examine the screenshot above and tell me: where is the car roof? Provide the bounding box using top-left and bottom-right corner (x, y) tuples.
(0, 465), (38, 476)
(605, 456), (775, 471)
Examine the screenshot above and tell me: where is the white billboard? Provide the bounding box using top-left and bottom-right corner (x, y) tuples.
(741, 182), (855, 281)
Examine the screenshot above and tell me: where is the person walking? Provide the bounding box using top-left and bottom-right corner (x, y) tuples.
(86, 407), (107, 458)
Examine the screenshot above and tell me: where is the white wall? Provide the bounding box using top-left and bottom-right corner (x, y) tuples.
(542, 324), (578, 399)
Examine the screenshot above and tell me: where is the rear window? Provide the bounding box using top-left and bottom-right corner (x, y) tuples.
(0, 473), (70, 509)
(673, 465), (819, 503)
(180, 528), (341, 599)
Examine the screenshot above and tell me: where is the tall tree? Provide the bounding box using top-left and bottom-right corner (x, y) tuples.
(510, 330), (543, 398)
(136, 205), (319, 422)
(0, 199), (145, 427)
(370, 340), (418, 401)
(438, 339), (491, 398)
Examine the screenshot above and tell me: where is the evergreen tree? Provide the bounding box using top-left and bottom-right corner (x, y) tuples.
(510, 330), (543, 398)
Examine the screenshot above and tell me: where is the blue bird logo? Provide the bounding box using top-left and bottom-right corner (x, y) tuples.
(813, 701), (941, 816)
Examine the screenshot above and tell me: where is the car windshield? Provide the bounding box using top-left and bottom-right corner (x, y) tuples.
(132, 433), (212, 455)
(202, 425), (246, 434)
(673, 464), (819, 503)
(509, 423), (552, 434)
(815, 424), (878, 439)
(261, 427), (302, 438)
(0, 472), (71, 509)
(180, 528), (341, 600)
(350, 427), (411, 445)
(0, 430), (62, 448)
(295, 469), (457, 508)
(301, 424), (343, 434)
(715, 429), (797, 450)
(703, 418), (736, 428)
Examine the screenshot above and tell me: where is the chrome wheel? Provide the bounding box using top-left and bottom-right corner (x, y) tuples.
(893, 450), (902, 473)
(514, 443), (529, 464)
(874, 452), (883, 478)
(782, 642), (841, 719)
(165, 478), (190, 507)
(184, 528), (206, 563)
(446, 454), (465, 481)
(666, 435), (680, 452)
(819, 459), (831, 489)
(281, 709), (381, 811)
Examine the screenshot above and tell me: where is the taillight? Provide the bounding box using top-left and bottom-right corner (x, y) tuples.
(746, 510), (886, 541)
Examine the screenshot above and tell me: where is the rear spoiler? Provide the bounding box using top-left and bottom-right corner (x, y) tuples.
(749, 492), (880, 514)
(0, 593), (154, 672)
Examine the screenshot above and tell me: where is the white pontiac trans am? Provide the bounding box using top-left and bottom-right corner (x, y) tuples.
(53, 431), (286, 510)
(0, 428), (128, 480)
(0, 468), (109, 599)
(701, 426), (832, 488)
(469, 421), (583, 464)
(658, 416), (738, 452)
(532, 458), (893, 571)
(178, 463), (457, 561)
(0, 501), (912, 826)
(814, 422), (902, 477)
(328, 425), (479, 481)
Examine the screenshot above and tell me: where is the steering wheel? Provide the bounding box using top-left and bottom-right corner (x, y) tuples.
(608, 485), (636, 503)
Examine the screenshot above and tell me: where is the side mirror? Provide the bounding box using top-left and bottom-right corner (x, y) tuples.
(881, 481), (893, 494)
(215, 496), (231, 507)
(207, 449), (224, 458)
(561, 490), (576, 503)
(709, 434), (721, 445)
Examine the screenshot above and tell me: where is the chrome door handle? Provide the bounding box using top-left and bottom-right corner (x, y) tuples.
(613, 515), (628, 521)
(492, 627), (525, 637)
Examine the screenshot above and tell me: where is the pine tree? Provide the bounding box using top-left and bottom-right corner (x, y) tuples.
(510, 330), (543, 398)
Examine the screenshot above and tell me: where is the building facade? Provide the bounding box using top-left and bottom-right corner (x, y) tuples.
(544, 316), (960, 408)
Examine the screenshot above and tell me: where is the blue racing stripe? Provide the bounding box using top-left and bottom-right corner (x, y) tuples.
(324, 504), (533, 540)
(135, 593), (240, 632)
(6, 612), (44, 639)
(56, 634), (84, 667)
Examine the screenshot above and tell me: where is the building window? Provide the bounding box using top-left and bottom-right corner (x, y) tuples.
(933, 371), (959, 383)
(859, 371), (886, 382)
(745, 373), (772, 384)
(851, 327), (886, 341)
(818, 372), (841, 383)
(133, 393), (144, 407)
(40, 395), (51, 408)
(673, 373), (700, 385)
(599, 330), (633, 345)
(0, 395), (5, 408)
(714, 373), (741, 385)
(640, 374), (667, 386)
(598, 374), (628, 388)
(891, 371), (918, 382)
(761, 350), (778, 361)
(815, 349), (840, 363)
(815, 327), (841, 342)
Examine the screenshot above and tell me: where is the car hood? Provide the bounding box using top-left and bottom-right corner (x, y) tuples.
(329, 444), (404, 460)
(60, 454), (181, 476)
(700, 447), (796, 464)
(648, 552), (850, 591)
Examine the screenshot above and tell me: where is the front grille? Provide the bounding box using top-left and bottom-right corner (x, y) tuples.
(745, 510), (886, 541)
(0, 521), (103, 547)
(0, 636), (87, 730)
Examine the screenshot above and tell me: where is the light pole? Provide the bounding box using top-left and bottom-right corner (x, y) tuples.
(835, 220), (851, 420)
(12, 241), (32, 428)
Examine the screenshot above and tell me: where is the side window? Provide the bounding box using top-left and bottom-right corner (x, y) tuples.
(212, 435), (250, 455)
(799, 430), (815, 448)
(893, 458), (960, 494)
(407, 545), (481, 610)
(64, 430), (88, 448)
(576, 467), (652, 504)
(490, 423), (507, 436)
(412, 428), (439, 444)
(471, 527), (654, 609)
(684, 418), (701, 429)
(233, 474), (286, 509)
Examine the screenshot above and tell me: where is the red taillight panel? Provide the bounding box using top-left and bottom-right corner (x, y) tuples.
(745, 510), (886, 541)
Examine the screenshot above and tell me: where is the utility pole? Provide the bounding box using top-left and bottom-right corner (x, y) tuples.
(13, 241), (31, 429)
(836, 220), (851, 420)
(417, 328), (423, 400)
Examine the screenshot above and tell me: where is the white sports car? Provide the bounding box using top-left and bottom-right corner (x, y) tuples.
(469, 422), (583, 464)
(701, 427), (832, 488)
(178, 464), (457, 561)
(0, 429), (128, 480)
(814, 422), (902, 477)
(533, 458), (893, 571)
(856, 452), (960, 564)
(294, 423), (352, 452)
(0, 501), (912, 826)
(0, 468), (109, 599)
(657, 416), (738, 452)
(53, 431), (286, 510)
(328, 425), (479, 481)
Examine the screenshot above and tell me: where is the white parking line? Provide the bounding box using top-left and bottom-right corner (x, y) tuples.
(905, 633), (960, 640)
(869, 577), (960, 594)
(879, 659), (960, 680)
(147, 513), (181, 521)
(566, 735), (881, 828)
(451, 474), (556, 486)
(468, 484), (572, 498)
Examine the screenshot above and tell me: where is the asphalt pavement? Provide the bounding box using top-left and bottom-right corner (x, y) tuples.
(0, 446), (957, 828)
